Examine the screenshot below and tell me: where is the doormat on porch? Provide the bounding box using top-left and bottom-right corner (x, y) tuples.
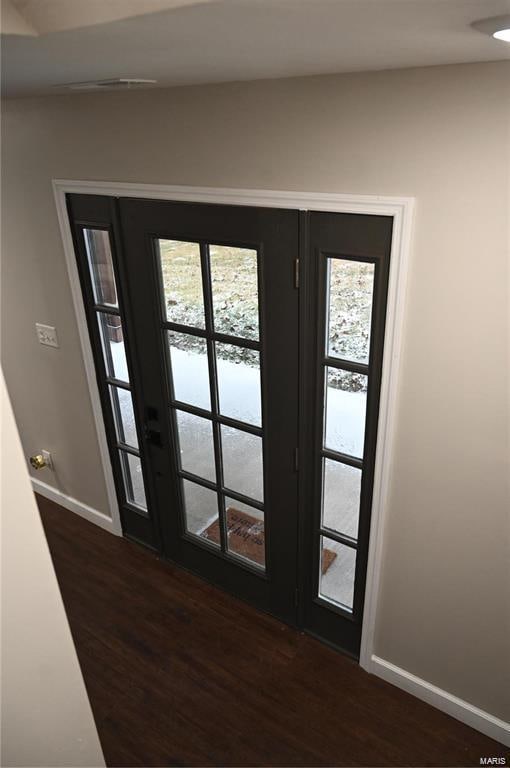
(202, 507), (337, 573)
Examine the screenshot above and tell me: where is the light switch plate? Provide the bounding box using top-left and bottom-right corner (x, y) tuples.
(36, 323), (59, 348)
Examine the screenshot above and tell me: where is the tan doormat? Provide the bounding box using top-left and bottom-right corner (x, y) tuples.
(202, 507), (337, 573)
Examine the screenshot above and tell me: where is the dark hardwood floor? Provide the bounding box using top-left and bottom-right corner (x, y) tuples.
(37, 494), (507, 767)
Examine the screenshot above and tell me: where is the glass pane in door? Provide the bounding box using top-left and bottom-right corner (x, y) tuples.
(224, 496), (265, 568)
(175, 410), (216, 482)
(210, 245), (259, 340)
(221, 425), (264, 502)
(157, 239), (205, 327)
(216, 343), (262, 427)
(167, 331), (211, 410)
(182, 479), (220, 546)
(84, 229), (118, 308)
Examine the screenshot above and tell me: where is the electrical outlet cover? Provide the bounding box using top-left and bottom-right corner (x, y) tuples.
(36, 323), (59, 348)
(42, 450), (53, 469)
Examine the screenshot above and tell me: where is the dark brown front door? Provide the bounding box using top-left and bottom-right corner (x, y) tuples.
(67, 193), (392, 658)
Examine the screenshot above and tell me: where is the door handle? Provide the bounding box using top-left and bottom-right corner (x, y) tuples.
(144, 425), (163, 447)
(144, 406), (162, 446)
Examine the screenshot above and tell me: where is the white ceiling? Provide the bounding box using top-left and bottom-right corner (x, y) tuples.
(2, 0), (509, 98)
(1, 0), (216, 35)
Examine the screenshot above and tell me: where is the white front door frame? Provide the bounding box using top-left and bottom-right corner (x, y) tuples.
(52, 178), (415, 673)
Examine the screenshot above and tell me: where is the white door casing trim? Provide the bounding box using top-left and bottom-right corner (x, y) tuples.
(52, 182), (123, 536)
(52, 181), (413, 669)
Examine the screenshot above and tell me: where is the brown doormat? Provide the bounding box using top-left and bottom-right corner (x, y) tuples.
(202, 507), (337, 574)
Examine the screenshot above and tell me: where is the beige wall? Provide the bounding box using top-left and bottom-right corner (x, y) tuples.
(1, 61), (509, 722)
(1, 371), (105, 767)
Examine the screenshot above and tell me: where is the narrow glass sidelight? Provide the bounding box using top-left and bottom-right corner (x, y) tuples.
(317, 255), (375, 614)
(82, 227), (149, 518)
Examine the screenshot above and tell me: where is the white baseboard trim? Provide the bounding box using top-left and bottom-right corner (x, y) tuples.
(32, 477), (120, 536)
(371, 655), (510, 747)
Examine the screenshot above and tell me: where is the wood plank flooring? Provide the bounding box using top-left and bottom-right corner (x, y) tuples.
(37, 495), (507, 767)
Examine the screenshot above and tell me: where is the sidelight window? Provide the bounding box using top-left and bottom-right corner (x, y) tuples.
(317, 256), (376, 613)
(84, 229), (148, 513)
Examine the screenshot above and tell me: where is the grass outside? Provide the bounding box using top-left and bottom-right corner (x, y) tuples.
(159, 240), (372, 391)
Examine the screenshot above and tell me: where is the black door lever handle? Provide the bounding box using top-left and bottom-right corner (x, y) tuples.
(144, 406), (162, 446)
(144, 425), (163, 446)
